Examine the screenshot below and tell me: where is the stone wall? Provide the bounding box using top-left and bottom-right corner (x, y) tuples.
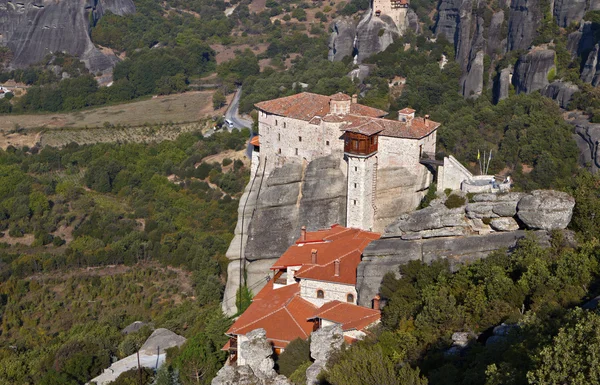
(437, 155), (473, 192)
(371, 0), (408, 33)
(300, 279), (357, 306)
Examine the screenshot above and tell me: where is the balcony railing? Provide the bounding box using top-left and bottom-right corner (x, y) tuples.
(419, 152), (443, 166)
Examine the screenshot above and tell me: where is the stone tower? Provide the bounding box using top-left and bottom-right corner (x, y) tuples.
(343, 127), (381, 231)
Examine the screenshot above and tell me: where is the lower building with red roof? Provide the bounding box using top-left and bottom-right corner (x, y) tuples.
(223, 225), (382, 365)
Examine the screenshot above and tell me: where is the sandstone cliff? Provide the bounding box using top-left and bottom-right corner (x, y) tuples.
(0, 0), (135, 72)
(512, 49), (556, 94)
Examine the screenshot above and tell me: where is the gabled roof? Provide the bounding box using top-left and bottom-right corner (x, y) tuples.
(308, 301), (380, 331)
(342, 115), (440, 139)
(271, 225), (380, 285)
(226, 282), (317, 348)
(254, 92), (386, 121)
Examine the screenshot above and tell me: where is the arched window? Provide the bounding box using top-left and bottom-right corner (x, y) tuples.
(347, 294), (354, 303)
(316, 290), (324, 299)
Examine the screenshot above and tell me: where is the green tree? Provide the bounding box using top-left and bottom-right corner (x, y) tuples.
(213, 90), (227, 110)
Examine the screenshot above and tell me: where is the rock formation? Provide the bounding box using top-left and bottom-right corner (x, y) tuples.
(0, 0), (135, 72)
(212, 329), (291, 385)
(222, 155), (347, 315)
(354, 13), (398, 63)
(306, 325), (344, 385)
(553, 0), (588, 28)
(328, 17), (357, 62)
(516, 190), (576, 230)
(570, 112), (600, 173)
(507, 0), (541, 52)
(493, 66), (513, 103)
(541, 81), (580, 109)
(512, 49), (556, 94)
(356, 190), (575, 307)
(581, 43), (600, 86)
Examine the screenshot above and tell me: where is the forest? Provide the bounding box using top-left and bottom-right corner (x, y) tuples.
(0, 128), (250, 384)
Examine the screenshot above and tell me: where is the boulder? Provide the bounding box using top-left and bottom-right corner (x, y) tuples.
(513, 49), (556, 94)
(517, 190), (575, 230)
(307, 325), (344, 385)
(542, 81), (580, 109)
(212, 328), (286, 385)
(490, 217), (520, 232)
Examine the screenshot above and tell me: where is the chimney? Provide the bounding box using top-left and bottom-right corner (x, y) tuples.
(351, 94), (358, 104)
(373, 294), (381, 310)
(425, 114), (430, 124)
(301, 226), (306, 242)
(311, 249), (318, 264)
(334, 259), (340, 276)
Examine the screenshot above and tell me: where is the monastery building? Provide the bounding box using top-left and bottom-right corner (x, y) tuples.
(224, 225), (381, 364)
(253, 92), (440, 231)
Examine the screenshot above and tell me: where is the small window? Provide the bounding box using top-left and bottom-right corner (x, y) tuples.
(353, 200), (357, 205)
(275, 120), (278, 126)
(326, 141), (330, 146)
(278, 133), (281, 141)
(317, 290), (324, 299)
(354, 166), (358, 172)
(283, 122), (286, 128)
(278, 148), (281, 154)
(299, 136), (302, 142)
(347, 294), (354, 303)
(354, 183), (357, 188)
(295, 148), (298, 155)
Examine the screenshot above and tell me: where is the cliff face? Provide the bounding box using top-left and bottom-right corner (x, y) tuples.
(222, 155), (348, 315)
(512, 49), (556, 94)
(0, 0), (135, 72)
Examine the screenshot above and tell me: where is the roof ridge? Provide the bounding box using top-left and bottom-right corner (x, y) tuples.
(284, 304), (310, 338)
(230, 307), (287, 334)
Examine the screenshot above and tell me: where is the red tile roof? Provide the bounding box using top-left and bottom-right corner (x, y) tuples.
(255, 92), (386, 121)
(342, 115), (440, 139)
(250, 136), (260, 146)
(330, 92), (352, 101)
(271, 225), (380, 285)
(308, 301), (380, 331)
(399, 107), (415, 114)
(227, 282), (317, 348)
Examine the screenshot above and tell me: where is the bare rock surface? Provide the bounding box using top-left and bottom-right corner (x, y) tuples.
(513, 49), (556, 94)
(306, 325), (344, 385)
(0, 0), (134, 72)
(212, 329), (290, 385)
(542, 81), (580, 109)
(517, 190), (575, 230)
(490, 217), (520, 232)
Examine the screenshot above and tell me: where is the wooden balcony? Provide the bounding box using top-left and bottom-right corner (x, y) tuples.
(344, 132), (378, 157)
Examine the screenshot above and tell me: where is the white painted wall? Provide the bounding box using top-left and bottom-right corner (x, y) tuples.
(347, 155), (376, 230)
(300, 279), (357, 307)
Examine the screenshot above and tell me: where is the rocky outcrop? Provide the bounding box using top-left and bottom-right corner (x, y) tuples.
(435, 0), (475, 72)
(512, 49), (556, 94)
(570, 112), (600, 172)
(357, 189), (575, 306)
(581, 43), (600, 86)
(553, 0), (588, 28)
(507, 0), (541, 52)
(328, 17), (357, 62)
(0, 0), (134, 72)
(222, 155), (347, 315)
(357, 230), (551, 306)
(517, 190), (576, 230)
(541, 81), (579, 109)
(494, 66), (513, 103)
(567, 21), (596, 59)
(460, 16), (485, 98)
(355, 13), (398, 63)
(212, 329), (291, 385)
(306, 325), (344, 385)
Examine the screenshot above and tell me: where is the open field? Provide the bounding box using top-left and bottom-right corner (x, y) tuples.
(0, 90), (235, 148)
(0, 91), (226, 131)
